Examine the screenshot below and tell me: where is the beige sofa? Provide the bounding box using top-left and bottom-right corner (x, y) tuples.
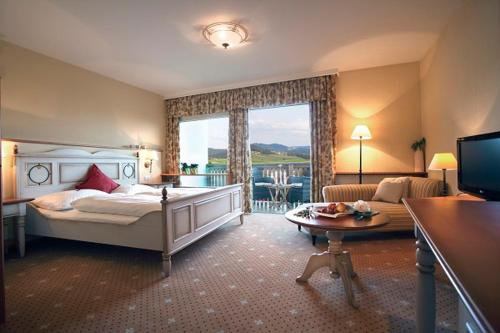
(302, 177), (441, 245)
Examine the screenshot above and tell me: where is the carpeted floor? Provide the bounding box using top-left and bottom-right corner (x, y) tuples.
(2, 214), (457, 333)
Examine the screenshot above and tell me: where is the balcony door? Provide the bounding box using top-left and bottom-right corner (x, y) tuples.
(248, 104), (311, 213)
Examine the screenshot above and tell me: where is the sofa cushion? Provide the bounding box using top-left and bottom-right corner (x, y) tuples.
(372, 177), (409, 203)
(408, 177), (441, 198)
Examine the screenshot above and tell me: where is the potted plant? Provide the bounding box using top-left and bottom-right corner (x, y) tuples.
(180, 162), (190, 175)
(190, 163), (199, 175)
(411, 138), (426, 172)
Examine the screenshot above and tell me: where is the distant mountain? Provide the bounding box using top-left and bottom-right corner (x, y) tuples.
(208, 148), (227, 158)
(251, 143), (287, 154)
(288, 146), (311, 157)
(208, 143), (310, 160)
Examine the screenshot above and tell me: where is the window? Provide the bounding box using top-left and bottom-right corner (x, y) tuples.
(179, 115), (229, 185)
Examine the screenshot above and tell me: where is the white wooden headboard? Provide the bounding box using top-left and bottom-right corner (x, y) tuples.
(14, 149), (139, 198)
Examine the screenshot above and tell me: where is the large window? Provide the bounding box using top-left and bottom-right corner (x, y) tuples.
(179, 115), (229, 174)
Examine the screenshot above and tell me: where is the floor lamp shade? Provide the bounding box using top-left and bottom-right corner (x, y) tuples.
(351, 125), (372, 184)
(351, 125), (372, 140)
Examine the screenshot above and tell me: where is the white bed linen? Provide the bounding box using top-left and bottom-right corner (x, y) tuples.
(32, 189), (108, 211)
(35, 207), (140, 225)
(71, 188), (213, 217)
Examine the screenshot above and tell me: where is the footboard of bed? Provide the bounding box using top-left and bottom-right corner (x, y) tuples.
(161, 184), (244, 277)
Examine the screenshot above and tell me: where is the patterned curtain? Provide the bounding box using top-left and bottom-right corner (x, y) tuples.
(165, 74), (337, 204)
(228, 109), (253, 213)
(164, 115), (180, 174)
(165, 76), (333, 117)
(309, 100), (336, 202)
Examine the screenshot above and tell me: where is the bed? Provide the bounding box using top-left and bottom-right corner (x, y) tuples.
(16, 148), (243, 277)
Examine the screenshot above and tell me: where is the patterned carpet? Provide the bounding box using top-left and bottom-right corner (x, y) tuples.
(2, 214), (457, 333)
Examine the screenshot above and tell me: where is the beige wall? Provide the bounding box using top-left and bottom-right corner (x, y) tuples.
(336, 62), (422, 176)
(0, 41), (166, 197)
(0, 41), (165, 149)
(420, 0), (500, 194)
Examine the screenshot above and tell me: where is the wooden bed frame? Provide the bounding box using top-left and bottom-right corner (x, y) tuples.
(16, 148), (243, 277)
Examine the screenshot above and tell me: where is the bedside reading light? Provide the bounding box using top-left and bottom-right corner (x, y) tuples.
(428, 152), (457, 196)
(142, 150), (159, 173)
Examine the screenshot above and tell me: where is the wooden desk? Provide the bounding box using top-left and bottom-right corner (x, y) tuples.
(404, 198), (500, 333)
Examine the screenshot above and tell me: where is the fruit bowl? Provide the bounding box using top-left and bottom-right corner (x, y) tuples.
(311, 202), (355, 219)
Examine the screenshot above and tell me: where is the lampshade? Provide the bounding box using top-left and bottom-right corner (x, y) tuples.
(351, 125), (372, 140)
(143, 150), (159, 161)
(428, 153), (457, 170)
(202, 22), (248, 49)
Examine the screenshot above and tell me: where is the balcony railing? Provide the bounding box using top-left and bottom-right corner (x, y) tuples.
(206, 163), (311, 212)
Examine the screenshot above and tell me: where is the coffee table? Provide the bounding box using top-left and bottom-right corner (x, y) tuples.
(285, 206), (389, 308)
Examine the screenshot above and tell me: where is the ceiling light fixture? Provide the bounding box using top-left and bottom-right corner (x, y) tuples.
(202, 22), (248, 49)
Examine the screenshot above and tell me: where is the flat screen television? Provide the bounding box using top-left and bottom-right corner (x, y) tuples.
(457, 131), (500, 201)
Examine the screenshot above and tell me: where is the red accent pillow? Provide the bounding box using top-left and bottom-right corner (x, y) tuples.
(76, 164), (119, 193)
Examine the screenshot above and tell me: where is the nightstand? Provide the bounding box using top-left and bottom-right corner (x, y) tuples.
(3, 198), (33, 257)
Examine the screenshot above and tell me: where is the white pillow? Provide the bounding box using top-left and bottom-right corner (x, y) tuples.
(32, 189), (108, 211)
(112, 184), (156, 195)
(372, 177), (410, 203)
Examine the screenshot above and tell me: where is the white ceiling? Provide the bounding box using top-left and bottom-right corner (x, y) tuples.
(0, 0), (463, 98)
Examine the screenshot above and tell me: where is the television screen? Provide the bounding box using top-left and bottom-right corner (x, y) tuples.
(458, 131), (500, 200)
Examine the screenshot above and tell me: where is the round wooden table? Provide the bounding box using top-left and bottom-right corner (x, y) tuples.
(285, 206), (389, 308)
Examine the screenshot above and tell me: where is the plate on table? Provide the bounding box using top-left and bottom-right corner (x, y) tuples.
(311, 203), (355, 219)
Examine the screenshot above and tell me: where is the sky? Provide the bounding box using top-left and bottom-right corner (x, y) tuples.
(249, 104), (310, 146)
(197, 104), (311, 148)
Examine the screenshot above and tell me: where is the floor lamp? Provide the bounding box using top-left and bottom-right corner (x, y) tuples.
(428, 152), (457, 196)
(351, 125), (372, 184)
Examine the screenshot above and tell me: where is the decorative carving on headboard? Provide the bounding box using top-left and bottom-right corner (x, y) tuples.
(122, 163), (136, 179)
(27, 163), (52, 186)
(15, 148), (139, 198)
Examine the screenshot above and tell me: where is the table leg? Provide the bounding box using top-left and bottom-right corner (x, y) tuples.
(296, 230), (358, 308)
(416, 227), (436, 333)
(281, 187), (290, 206)
(343, 251), (357, 278)
(15, 216), (26, 258)
(268, 187), (279, 206)
(328, 231), (358, 307)
(337, 255), (359, 308)
(296, 251), (329, 282)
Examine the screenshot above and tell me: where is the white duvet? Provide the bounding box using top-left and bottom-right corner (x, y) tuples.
(71, 188), (213, 217)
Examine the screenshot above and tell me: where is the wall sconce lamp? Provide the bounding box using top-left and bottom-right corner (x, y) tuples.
(351, 125), (372, 184)
(428, 152), (457, 196)
(142, 149), (159, 174)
